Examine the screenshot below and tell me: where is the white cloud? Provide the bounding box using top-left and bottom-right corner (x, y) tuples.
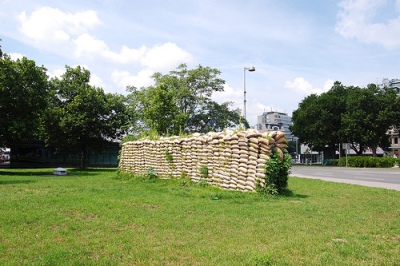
(73, 34), (147, 63)
(285, 77), (333, 95)
(111, 69), (154, 90)
(212, 83), (242, 107)
(15, 6), (193, 92)
(336, 0), (400, 48)
(47, 65), (105, 89)
(47, 68), (65, 78)
(8, 52), (24, 60)
(17, 6), (100, 43)
(215, 83), (242, 98)
(140, 42), (193, 70)
(285, 77), (313, 94)
(73, 35), (192, 71)
(323, 79), (335, 91)
(89, 73), (107, 89)
(106, 43), (193, 89)
(73, 34), (108, 58)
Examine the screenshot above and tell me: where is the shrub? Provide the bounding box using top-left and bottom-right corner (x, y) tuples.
(258, 148), (291, 195)
(337, 156), (397, 168)
(146, 167), (158, 179)
(199, 165), (209, 179)
(165, 149), (173, 164)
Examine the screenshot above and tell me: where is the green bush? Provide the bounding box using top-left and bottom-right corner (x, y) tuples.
(199, 165), (209, 179)
(258, 149), (291, 195)
(337, 156), (398, 168)
(146, 167), (158, 179)
(165, 149), (173, 164)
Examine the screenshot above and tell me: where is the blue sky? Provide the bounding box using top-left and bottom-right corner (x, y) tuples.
(1, 0), (400, 126)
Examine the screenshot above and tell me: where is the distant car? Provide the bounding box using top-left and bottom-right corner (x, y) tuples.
(1, 152), (10, 161)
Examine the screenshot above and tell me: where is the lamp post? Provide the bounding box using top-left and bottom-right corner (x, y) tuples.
(243, 66), (255, 120)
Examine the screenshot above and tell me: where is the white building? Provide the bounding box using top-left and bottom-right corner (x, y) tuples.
(381, 78), (400, 95)
(256, 111), (295, 140)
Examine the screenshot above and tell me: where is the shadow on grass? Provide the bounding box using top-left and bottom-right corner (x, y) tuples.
(278, 189), (308, 199)
(0, 170), (55, 176)
(71, 167), (117, 172)
(68, 167), (117, 176)
(0, 179), (36, 185)
(0, 167), (117, 177)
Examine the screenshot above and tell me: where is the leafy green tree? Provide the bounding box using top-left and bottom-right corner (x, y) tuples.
(291, 82), (348, 158)
(127, 64), (245, 135)
(291, 81), (400, 157)
(188, 100), (244, 132)
(342, 84), (399, 156)
(0, 54), (50, 147)
(40, 66), (129, 168)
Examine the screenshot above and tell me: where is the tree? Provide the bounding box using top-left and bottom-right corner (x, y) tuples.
(342, 84), (399, 156)
(0, 54), (50, 147)
(290, 82), (348, 158)
(291, 81), (400, 158)
(40, 66), (129, 168)
(127, 64), (244, 135)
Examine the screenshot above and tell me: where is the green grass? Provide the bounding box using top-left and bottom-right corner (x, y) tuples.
(0, 168), (399, 265)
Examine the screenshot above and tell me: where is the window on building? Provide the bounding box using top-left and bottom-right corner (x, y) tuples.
(395, 137), (398, 144)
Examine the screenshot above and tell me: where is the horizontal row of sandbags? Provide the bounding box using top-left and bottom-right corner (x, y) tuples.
(119, 129), (287, 192)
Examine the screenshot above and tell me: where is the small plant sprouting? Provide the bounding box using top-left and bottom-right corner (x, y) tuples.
(199, 165), (209, 179)
(146, 167), (158, 179)
(165, 149), (174, 164)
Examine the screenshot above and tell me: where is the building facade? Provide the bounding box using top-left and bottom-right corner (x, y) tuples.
(381, 78), (400, 95)
(256, 111), (295, 140)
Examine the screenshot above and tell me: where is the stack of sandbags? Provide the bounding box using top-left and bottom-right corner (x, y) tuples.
(205, 133), (215, 185)
(142, 139), (154, 173)
(245, 130), (262, 191)
(217, 132), (231, 189)
(172, 138), (183, 176)
(234, 131), (249, 191)
(118, 129), (288, 192)
(181, 137), (192, 177)
(273, 131), (288, 162)
(190, 135), (201, 181)
(221, 132), (235, 190)
(223, 132), (237, 190)
(133, 141), (145, 175)
(209, 132), (222, 186)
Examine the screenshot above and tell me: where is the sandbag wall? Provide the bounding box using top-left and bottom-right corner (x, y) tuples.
(119, 129), (287, 192)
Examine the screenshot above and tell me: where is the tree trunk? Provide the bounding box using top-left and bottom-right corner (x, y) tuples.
(80, 146), (87, 169)
(371, 145), (378, 157)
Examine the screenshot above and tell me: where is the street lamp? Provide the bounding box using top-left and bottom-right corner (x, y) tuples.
(243, 66), (255, 120)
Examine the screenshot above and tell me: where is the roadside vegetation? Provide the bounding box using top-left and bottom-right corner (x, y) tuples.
(291, 82), (400, 159)
(336, 156), (400, 168)
(1, 168), (399, 265)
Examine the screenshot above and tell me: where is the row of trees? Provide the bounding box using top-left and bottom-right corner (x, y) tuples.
(290, 81), (400, 158)
(0, 50), (244, 168)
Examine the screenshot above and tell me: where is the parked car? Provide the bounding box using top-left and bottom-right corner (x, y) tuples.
(1, 149), (10, 162)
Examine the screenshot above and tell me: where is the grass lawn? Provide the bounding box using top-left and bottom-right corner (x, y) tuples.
(0, 168), (399, 265)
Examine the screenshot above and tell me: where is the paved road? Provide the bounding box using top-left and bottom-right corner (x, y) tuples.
(290, 166), (400, 191)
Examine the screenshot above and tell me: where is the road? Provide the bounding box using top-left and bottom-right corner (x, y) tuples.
(290, 165), (400, 191)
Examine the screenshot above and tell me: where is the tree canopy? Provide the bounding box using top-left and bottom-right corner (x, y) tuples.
(40, 66), (129, 168)
(126, 64), (245, 136)
(291, 82), (400, 157)
(0, 54), (50, 147)
(1, 43), (248, 167)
